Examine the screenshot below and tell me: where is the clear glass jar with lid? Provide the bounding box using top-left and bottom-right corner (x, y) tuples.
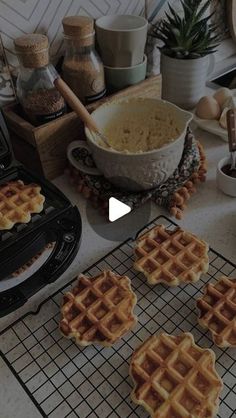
(62, 16), (106, 104)
(14, 34), (66, 125)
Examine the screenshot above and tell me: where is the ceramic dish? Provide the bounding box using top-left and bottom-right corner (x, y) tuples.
(104, 55), (147, 92)
(95, 15), (148, 67)
(68, 98), (192, 191)
(193, 112), (228, 142)
(217, 156), (236, 197)
(193, 90), (236, 142)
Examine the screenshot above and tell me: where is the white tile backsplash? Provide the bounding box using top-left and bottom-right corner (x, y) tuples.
(0, 0), (228, 105)
(0, 0), (145, 67)
(0, 0), (227, 67)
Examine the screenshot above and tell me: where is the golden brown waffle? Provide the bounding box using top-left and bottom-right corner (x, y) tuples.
(0, 180), (45, 230)
(130, 332), (223, 418)
(197, 276), (236, 348)
(60, 270), (137, 347)
(134, 225), (209, 286)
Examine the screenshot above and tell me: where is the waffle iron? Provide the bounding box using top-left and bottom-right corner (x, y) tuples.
(0, 111), (82, 317)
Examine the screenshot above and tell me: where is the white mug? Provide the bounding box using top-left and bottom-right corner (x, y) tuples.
(95, 15), (148, 68)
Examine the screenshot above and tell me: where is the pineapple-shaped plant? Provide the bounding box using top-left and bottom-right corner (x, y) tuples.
(151, 0), (220, 59)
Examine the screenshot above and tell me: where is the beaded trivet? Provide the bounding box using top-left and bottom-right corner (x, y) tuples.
(66, 131), (207, 220)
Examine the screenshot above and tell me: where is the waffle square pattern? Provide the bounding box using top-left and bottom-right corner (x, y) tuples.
(134, 225), (209, 286)
(60, 271), (137, 347)
(0, 180), (45, 230)
(130, 333), (223, 418)
(197, 276), (236, 348)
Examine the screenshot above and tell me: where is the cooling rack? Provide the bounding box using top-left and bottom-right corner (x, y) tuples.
(1, 215), (236, 418)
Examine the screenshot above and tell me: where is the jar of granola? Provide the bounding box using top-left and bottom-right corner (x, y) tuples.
(62, 16), (106, 104)
(14, 34), (66, 125)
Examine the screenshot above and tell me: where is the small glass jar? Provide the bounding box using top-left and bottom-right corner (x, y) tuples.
(14, 34), (66, 125)
(62, 16), (106, 104)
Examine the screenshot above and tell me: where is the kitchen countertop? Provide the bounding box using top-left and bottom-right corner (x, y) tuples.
(1, 106), (236, 416)
(1, 127), (236, 418)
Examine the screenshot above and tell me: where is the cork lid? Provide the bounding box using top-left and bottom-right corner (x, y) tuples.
(62, 16), (94, 38)
(14, 34), (49, 68)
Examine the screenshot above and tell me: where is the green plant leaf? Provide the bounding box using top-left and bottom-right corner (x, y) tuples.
(151, 0), (219, 59)
(196, 0), (212, 21)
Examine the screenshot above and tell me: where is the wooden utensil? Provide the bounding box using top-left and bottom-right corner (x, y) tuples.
(227, 109), (236, 174)
(54, 77), (111, 148)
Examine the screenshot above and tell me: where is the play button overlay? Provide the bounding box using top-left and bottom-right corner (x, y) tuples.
(86, 175), (152, 242)
(109, 197), (131, 222)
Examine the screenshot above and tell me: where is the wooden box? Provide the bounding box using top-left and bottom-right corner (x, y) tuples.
(3, 75), (162, 180)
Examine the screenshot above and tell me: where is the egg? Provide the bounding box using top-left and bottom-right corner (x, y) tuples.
(213, 88), (232, 108)
(196, 96), (221, 120)
(223, 95), (236, 110)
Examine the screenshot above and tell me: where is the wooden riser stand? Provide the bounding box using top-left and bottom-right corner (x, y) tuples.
(3, 75), (162, 180)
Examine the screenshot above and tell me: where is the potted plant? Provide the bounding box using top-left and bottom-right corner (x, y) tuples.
(151, 0), (220, 109)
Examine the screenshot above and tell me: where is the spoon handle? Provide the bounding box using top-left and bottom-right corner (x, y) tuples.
(227, 109), (236, 152)
(54, 77), (99, 133)
(54, 77), (111, 149)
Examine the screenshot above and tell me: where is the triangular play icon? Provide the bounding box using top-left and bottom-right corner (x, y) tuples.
(109, 197), (131, 222)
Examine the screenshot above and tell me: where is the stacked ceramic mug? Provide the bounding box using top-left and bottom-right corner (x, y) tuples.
(95, 15), (148, 92)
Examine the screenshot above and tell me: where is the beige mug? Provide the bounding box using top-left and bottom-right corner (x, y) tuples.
(95, 15), (148, 68)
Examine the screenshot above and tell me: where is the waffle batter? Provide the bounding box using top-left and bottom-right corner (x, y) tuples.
(101, 106), (182, 153)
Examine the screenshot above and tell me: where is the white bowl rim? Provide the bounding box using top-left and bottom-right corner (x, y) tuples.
(95, 14), (148, 32)
(104, 54), (147, 71)
(85, 98), (193, 156)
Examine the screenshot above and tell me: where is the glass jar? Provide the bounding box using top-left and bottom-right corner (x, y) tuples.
(14, 34), (66, 125)
(62, 16), (106, 104)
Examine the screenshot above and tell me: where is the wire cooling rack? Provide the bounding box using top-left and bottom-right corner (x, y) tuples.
(1, 216), (236, 418)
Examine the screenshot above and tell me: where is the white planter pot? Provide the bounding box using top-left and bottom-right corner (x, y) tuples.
(161, 54), (213, 109)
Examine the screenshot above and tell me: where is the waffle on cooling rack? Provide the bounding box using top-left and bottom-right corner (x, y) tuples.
(134, 225), (209, 286)
(60, 271), (137, 347)
(197, 276), (236, 348)
(0, 180), (45, 230)
(130, 332), (223, 418)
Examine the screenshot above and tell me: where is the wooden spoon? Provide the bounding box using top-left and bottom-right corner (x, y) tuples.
(226, 109), (236, 176)
(54, 77), (111, 148)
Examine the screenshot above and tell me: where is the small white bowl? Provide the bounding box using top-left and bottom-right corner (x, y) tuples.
(217, 156), (236, 197)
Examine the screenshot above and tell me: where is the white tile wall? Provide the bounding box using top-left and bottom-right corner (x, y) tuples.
(0, 0), (146, 67)
(0, 0), (227, 67)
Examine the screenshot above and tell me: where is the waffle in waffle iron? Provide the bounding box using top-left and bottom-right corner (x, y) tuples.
(0, 180), (45, 230)
(0, 111), (82, 317)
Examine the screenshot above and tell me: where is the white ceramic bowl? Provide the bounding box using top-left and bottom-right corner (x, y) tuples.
(217, 156), (236, 197)
(82, 98), (192, 191)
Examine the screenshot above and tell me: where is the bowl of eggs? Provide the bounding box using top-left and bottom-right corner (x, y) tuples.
(194, 88), (235, 141)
